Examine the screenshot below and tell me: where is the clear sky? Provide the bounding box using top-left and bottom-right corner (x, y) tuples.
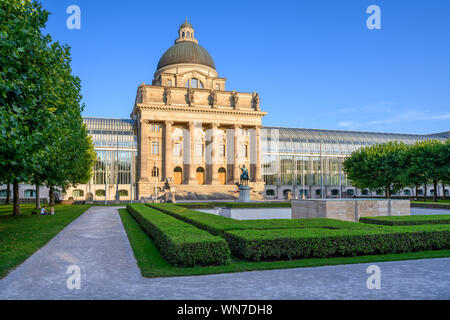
(41, 0), (450, 134)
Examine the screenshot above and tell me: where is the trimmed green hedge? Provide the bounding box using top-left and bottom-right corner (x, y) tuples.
(127, 204), (230, 267)
(175, 202), (291, 209)
(146, 203), (378, 236)
(223, 225), (450, 261)
(360, 215), (450, 226)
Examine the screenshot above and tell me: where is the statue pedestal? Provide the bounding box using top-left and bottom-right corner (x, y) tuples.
(238, 185), (251, 202)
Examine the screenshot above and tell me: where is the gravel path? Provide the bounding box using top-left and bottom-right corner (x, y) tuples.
(0, 206), (449, 300)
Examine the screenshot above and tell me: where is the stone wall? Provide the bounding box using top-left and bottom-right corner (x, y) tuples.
(291, 199), (410, 222)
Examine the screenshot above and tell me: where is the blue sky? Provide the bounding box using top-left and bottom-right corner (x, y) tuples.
(41, 0), (450, 134)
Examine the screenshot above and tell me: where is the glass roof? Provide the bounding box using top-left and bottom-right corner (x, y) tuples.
(83, 117), (136, 149)
(261, 126), (446, 156)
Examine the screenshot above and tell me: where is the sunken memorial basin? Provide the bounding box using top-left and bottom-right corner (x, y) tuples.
(291, 199), (410, 222)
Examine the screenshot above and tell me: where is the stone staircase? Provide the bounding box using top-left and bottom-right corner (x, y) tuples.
(173, 184), (238, 200)
(171, 184), (266, 201)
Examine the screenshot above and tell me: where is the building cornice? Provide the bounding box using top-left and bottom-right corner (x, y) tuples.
(133, 103), (267, 117)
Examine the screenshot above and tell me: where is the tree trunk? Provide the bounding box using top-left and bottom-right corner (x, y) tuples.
(49, 185), (55, 206)
(13, 179), (20, 215)
(385, 186), (391, 199)
(443, 181), (446, 200)
(5, 183), (11, 204)
(35, 184), (41, 210)
(415, 185), (419, 201)
(433, 180), (438, 202)
(423, 184), (427, 202)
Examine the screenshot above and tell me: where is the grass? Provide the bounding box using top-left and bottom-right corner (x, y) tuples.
(118, 208), (450, 278)
(412, 200), (450, 204)
(0, 204), (90, 279)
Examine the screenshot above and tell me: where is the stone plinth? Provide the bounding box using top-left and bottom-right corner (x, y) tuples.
(238, 185), (251, 202)
(291, 199), (410, 222)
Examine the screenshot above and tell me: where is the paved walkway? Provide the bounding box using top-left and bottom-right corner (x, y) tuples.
(0, 206), (449, 300)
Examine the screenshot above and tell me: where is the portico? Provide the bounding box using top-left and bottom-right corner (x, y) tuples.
(131, 20), (266, 198)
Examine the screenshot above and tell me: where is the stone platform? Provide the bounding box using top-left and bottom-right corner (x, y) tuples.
(292, 199), (410, 222)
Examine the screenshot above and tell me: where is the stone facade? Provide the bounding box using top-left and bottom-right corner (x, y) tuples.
(291, 199), (411, 222)
(131, 20), (266, 199)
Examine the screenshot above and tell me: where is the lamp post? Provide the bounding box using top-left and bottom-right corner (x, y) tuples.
(320, 141), (324, 199)
(154, 162), (158, 200)
(114, 134), (120, 202)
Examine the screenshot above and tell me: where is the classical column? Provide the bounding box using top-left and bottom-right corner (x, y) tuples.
(138, 119), (149, 182)
(211, 123), (220, 184)
(254, 125), (262, 182)
(164, 121), (173, 181)
(233, 124), (241, 182)
(188, 121), (197, 184)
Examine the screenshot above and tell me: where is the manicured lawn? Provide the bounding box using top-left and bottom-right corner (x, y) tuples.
(412, 200), (450, 204)
(0, 204), (90, 279)
(118, 208), (450, 278)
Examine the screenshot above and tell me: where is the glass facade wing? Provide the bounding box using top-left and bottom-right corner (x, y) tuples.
(261, 126), (446, 190)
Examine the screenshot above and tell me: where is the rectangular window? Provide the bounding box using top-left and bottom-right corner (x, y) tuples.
(152, 141), (159, 155)
(215, 84), (220, 90)
(150, 124), (160, 132)
(241, 144), (248, 158)
(219, 143), (225, 157)
(196, 142), (204, 157)
(167, 80), (172, 87)
(173, 143), (182, 157)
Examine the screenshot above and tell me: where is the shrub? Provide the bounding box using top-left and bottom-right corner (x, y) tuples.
(127, 203), (230, 267)
(223, 225), (450, 261)
(360, 215), (450, 226)
(147, 203), (376, 236)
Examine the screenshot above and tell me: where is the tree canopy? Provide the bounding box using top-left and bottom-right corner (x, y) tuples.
(0, 0), (94, 214)
(344, 139), (449, 201)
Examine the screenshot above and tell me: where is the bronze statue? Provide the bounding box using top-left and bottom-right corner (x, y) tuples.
(239, 164), (249, 186)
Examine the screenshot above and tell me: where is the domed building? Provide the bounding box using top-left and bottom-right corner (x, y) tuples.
(131, 20), (267, 199)
(48, 20), (448, 203)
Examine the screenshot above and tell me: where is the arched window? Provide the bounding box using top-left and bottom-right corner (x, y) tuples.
(182, 32), (185, 37)
(315, 189), (321, 196)
(119, 190), (128, 197)
(331, 189), (339, 196)
(24, 189), (36, 197)
(73, 189), (84, 197)
(417, 189), (424, 195)
(403, 189), (411, 196)
(362, 189), (369, 196)
(95, 190), (105, 197)
(347, 189), (355, 196)
(185, 78), (204, 88)
(186, 31), (190, 37)
(266, 189), (275, 196)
